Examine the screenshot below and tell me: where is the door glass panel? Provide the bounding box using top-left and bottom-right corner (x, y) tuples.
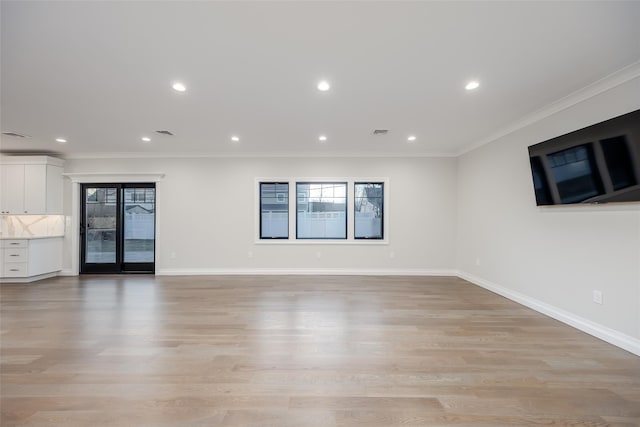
(123, 188), (155, 262)
(85, 187), (117, 263)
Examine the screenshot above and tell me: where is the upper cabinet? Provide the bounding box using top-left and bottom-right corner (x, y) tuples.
(0, 156), (65, 214)
(0, 165), (26, 213)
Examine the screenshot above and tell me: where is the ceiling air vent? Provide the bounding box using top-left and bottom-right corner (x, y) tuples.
(2, 132), (29, 138)
(373, 129), (389, 135)
(155, 130), (174, 136)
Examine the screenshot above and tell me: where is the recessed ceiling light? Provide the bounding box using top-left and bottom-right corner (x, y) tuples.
(465, 80), (480, 91)
(141, 137), (151, 142)
(172, 82), (187, 92)
(55, 138), (67, 143)
(318, 135), (327, 142)
(231, 135), (240, 142)
(317, 80), (330, 92)
(407, 135), (417, 142)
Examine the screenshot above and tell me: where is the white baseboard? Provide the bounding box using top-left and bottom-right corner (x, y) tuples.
(156, 268), (457, 276)
(0, 271), (59, 284)
(44, 266), (640, 356)
(457, 271), (640, 357)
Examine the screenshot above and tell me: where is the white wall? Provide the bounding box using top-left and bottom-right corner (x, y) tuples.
(59, 76), (640, 354)
(457, 76), (640, 350)
(62, 156), (458, 274)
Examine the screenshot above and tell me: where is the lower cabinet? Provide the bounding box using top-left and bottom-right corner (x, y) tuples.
(0, 238), (63, 282)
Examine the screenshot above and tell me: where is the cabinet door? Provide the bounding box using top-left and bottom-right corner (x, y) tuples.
(24, 164), (47, 214)
(0, 165), (25, 214)
(28, 238), (62, 276)
(45, 165), (63, 214)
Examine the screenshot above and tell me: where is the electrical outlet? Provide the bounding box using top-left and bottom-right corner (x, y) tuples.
(248, 251), (253, 259)
(389, 251), (396, 259)
(592, 290), (603, 305)
(170, 252), (176, 259)
(475, 258), (481, 266)
(316, 251), (322, 259)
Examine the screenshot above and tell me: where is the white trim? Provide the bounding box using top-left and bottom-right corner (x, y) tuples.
(255, 177), (390, 244)
(157, 268), (456, 276)
(71, 183), (80, 275)
(458, 271), (640, 357)
(254, 240), (390, 246)
(457, 60), (640, 156)
(0, 155), (65, 167)
(63, 172), (165, 183)
(29, 265), (640, 355)
(54, 61), (640, 160)
(61, 151), (457, 160)
(67, 173), (162, 275)
(0, 271), (59, 283)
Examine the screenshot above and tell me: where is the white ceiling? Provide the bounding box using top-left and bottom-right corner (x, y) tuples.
(2, 1), (640, 158)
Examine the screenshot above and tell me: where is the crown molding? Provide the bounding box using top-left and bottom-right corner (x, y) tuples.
(18, 63), (640, 162)
(63, 172), (165, 183)
(456, 60), (640, 156)
(59, 151), (457, 160)
(0, 155), (65, 166)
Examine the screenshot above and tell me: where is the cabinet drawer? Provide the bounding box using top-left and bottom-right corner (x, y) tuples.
(1, 240), (28, 249)
(3, 262), (28, 277)
(4, 248), (28, 263)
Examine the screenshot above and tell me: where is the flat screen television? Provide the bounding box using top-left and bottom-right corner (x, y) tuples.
(528, 109), (640, 205)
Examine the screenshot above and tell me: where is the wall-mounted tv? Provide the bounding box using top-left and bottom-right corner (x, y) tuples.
(528, 109), (640, 205)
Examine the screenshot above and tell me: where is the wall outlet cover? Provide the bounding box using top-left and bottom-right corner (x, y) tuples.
(592, 290), (603, 304)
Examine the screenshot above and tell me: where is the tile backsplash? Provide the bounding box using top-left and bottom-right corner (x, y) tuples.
(0, 215), (65, 238)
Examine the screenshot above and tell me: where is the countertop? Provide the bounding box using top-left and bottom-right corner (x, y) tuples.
(0, 235), (65, 240)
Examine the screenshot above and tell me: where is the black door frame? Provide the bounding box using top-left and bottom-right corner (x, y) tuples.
(80, 183), (156, 274)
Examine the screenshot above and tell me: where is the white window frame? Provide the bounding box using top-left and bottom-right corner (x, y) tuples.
(259, 181), (290, 240)
(354, 181), (385, 240)
(254, 177), (389, 245)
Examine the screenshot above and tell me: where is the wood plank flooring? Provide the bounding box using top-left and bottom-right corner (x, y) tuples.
(1, 275), (639, 426)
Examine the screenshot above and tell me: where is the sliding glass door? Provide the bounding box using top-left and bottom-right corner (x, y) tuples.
(81, 183), (155, 274)
(82, 185), (119, 272)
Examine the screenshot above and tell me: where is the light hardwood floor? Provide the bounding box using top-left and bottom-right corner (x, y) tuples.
(1, 275), (639, 426)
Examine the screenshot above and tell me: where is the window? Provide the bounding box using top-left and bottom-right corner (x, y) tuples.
(85, 187), (117, 204)
(601, 135), (637, 191)
(256, 178), (387, 243)
(260, 182), (289, 239)
(547, 144), (603, 204)
(296, 182), (347, 239)
(354, 182), (383, 239)
(529, 157), (552, 205)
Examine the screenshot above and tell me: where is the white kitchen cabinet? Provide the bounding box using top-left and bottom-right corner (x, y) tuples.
(0, 238), (63, 282)
(45, 164), (64, 213)
(0, 156), (64, 214)
(0, 165), (25, 214)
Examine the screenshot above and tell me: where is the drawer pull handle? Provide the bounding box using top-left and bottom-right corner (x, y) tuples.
(10, 254), (20, 257)
(9, 269), (19, 271)
(10, 243), (20, 245)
